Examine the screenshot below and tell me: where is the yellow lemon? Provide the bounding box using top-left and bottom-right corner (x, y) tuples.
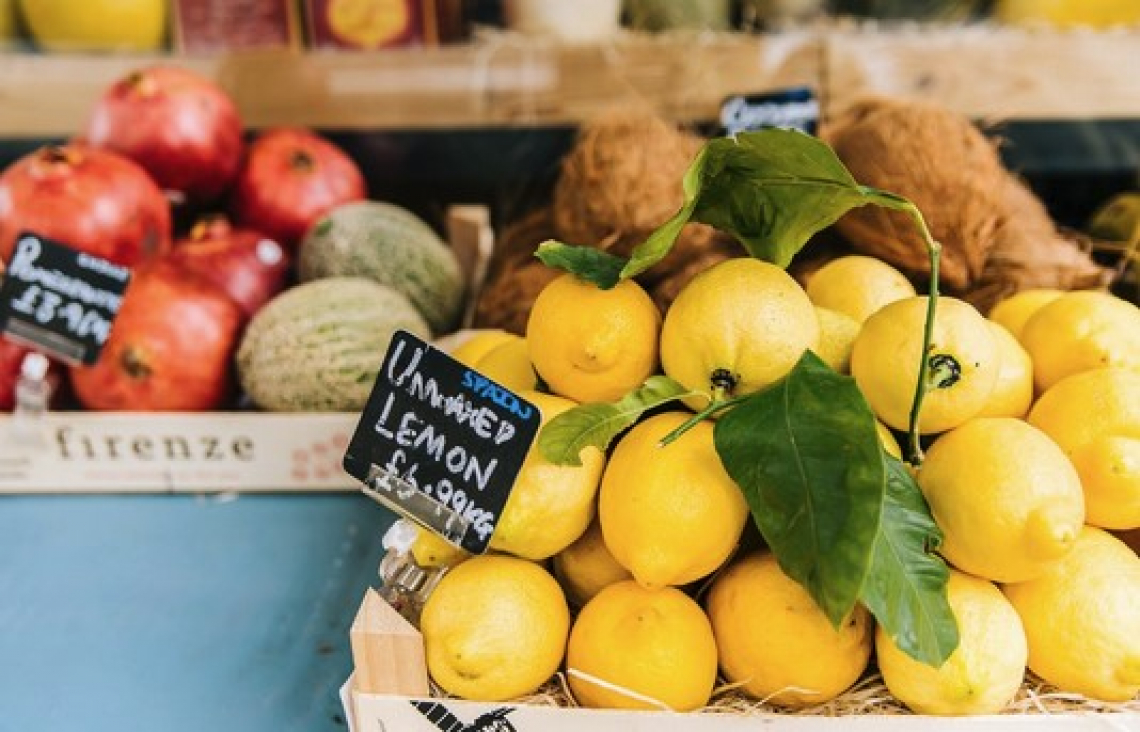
(988, 288), (1064, 341)
(804, 254), (917, 324)
(566, 580), (718, 711)
(877, 570), (1028, 716)
(994, 0), (1140, 28)
(1028, 368), (1140, 530)
(706, 551), (873, 708)
(489, 391), (606, 561)
(553, 517), (632, 608)
(1019, 289), (1140, 393)
(469, 336), (538, 393)
(599, 412), (749, 589)
(814, 306), (861, 374)
(977, 322), (1034, 419)
(660, 257), (819, 410)
(19, 0), (167, 52)
(409, 524), (470, 569)
(917, 417), (1085, 583)
(527, 273), (661, 404)
(328, 0), (410, 47)
(1003, 526), (1140, 702)
(876, 420), (903, 460)
(0, 0), (15, 42)
(420, 554), (569, 701)
(852, 296), (1000, 434)
(445, 328), (517, 366)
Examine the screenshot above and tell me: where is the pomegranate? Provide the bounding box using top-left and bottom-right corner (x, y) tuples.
(0, 144), (172, 267)
(229, 127), (365, 250)
(84, 65), (245, 204)
(69, 261), (244, 411)
(166, 215), (291, 320)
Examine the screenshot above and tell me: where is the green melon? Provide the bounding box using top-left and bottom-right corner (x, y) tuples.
(298, 200), (466, 335)
(236, 277), (430, 412)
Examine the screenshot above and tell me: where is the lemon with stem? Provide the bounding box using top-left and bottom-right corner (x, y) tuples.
(660, 257), (819, 412)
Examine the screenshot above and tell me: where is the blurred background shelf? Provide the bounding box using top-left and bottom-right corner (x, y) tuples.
(0, 33), (821, 137)
(3, 27), (1138, 230)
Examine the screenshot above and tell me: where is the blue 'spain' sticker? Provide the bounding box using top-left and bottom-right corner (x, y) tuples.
(343, 330), (541, 554)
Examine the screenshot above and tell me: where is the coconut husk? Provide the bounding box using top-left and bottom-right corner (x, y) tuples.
(965, 174), (1114, 313)
(823, 96), (1115, 308)
(822, 97), (1012, 291)
(476, 209), (736, 331)
(473, 258), (561, 336)
(477, 107), (739, 331)
(552, 106), (704, 249)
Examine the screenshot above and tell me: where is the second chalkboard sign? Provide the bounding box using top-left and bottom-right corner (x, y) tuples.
(0, 232), (131, 366)
(343, 330), (541, 555)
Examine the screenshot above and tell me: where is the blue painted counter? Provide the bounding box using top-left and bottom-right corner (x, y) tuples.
(0, 494), (396, 732)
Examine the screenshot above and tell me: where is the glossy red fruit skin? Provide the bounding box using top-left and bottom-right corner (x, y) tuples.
(229, 127), (366, 250)
(0, 144), (172, 267)
(84, 65), (245, 204)
(166, 215), (291, 320)
(68, 262), (244, 412)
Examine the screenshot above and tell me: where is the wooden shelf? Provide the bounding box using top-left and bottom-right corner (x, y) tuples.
(1, 26), (1139, 140)
(824, 24), (1140, 121)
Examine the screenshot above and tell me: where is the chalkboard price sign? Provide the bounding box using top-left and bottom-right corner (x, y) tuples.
(343, 330), (541, 555)
(719, 86), (819, 137)
(0, 232), (131, 365)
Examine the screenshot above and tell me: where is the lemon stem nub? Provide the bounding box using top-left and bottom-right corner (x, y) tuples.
(926, 354), (962, 389)
(710, 368), (737, 400)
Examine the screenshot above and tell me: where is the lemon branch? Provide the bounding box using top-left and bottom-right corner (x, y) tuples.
(658, 392), (753, 447)
(862, 189), (943, 466)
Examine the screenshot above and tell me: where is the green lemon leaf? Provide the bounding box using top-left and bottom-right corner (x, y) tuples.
(713, 351), (884, 627)
(622, 128), (883, 280)
(537, 375), (697, 466)
(534, 240), (626, 289)
(861, 455), (959, 667)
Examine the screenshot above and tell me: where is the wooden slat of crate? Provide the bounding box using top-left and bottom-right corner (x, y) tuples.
(824, 25), (1140, 121)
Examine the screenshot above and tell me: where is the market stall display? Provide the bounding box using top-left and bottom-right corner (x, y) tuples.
(1, 6), (1139, 731)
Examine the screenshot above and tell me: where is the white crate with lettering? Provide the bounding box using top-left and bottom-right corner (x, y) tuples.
(0, 412), (359, 493)
(0, 206), (495, 495)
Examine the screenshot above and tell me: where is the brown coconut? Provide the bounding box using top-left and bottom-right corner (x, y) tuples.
(966, 174), (1113, 313)
(473, 207), (561, 335)
(474, 258), (562, 336)
(552, 106), (704, 250)
(822, 97), (1010, 291)
(477, 107), (747, 332)
(823, 96), (1113, 306)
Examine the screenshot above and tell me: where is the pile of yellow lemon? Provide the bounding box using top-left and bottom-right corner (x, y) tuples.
(416, 254), (1140, 715)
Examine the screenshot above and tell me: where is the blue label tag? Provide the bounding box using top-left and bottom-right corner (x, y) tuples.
(720, 86), (820, 136)
(343, 330), (541, 554)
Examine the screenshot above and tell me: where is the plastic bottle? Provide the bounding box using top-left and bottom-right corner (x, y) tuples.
(377, 518), (454, 625)
(12, 351), (52, 443)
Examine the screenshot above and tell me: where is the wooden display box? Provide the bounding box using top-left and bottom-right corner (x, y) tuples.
(344, 692), (1139, 732)
(339, 592), (1140, 732)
